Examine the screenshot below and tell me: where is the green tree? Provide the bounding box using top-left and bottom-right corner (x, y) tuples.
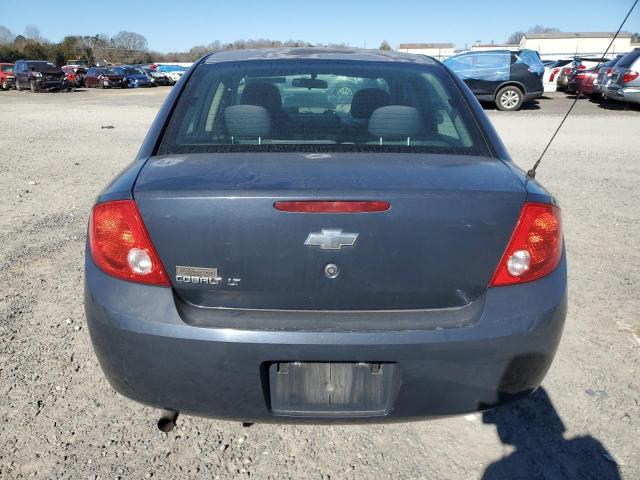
(379, 40), (392, 51)
(23, 42), (51, 61)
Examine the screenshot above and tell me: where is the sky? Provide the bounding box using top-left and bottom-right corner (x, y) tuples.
(1, 0), (638, 53)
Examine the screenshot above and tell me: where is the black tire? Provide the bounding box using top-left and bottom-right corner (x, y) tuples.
(100, 78), (107, 89)
(16, 80), (23, 91)
(495, 86), (523, 111)
(1, 81), (8, 91)
(30, 80), (39, 93)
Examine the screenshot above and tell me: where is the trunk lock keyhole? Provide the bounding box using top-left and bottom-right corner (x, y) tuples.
(324, 263), (339, 279)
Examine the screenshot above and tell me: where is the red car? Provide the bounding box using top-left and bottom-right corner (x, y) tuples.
(62, 65), (87, 87)
(84, 67), (125, 89)
(575, 69), (599, 96)
(0, 63), (15, 90)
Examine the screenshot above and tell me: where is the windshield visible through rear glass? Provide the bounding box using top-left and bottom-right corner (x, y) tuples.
(157, 60), (490, 156)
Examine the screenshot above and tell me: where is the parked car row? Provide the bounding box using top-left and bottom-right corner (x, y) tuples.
(0, 60), (189, 92)
(546, 48), (640, 108)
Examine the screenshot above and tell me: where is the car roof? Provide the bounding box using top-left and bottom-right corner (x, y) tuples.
(203, 47), (437, 65)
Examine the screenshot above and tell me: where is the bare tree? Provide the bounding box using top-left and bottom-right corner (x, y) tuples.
(84, 34), (111, 63)
(24, 25), (44, 43)
(0, 25), (14, 44)
(112, 31), (148, 52)
(507, 26), (560, 45)
(506, 31), (526, 45)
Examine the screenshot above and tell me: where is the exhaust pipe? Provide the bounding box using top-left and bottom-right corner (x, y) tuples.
(157, 409), (179, 432)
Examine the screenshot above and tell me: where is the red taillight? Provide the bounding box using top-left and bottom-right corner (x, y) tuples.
(489, 203), (563, 287)
(623, 71), (639, 84)
(274, 200), (390, 213)
(550, 68), (559, 82)
(563, 68), (571, 75)
(89, 200), (170, 286)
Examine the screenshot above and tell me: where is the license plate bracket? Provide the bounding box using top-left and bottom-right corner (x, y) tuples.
(268, 362), (398, 417)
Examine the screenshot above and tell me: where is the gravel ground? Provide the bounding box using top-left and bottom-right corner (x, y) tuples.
(0, 88), (638, 479)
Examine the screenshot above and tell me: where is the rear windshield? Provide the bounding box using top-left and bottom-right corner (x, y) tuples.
(1, 65), (13, 72)
(157, 60), (490, 156)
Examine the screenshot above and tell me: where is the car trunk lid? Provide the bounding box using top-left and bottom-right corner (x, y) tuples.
(133, 153), (526, 310)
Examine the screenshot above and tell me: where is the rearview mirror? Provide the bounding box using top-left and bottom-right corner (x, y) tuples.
(292, 77), (328, 89)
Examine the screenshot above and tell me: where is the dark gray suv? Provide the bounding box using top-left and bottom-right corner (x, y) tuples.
(444, 50), (545, 111)
(85, 48), (566, 427)
(14, 60), (65, 92)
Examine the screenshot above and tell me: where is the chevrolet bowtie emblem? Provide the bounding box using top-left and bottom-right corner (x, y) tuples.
(304, 229), (359, 250)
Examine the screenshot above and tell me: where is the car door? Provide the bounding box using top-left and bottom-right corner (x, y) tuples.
(470, 52), (510, 97)
(16, 62), (27, 87)
(85, 68), (96, 87)
(445, 52), (509, 99)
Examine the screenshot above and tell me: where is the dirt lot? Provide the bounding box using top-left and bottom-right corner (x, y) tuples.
(0, 88), (638, 479)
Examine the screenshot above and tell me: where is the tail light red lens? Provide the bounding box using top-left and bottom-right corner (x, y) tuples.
(489, 203), (563, 287)
(623, 71), (639, 84)
(550, 68), (559, 82)
(89, 200), (170, 286)
(274, 200), (390, 213)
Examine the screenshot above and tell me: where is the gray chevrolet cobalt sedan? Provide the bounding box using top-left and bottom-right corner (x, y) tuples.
(85, 48), (566, 427)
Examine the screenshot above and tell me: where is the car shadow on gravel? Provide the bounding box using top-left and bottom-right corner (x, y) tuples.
(481, 387), (621, 479)
(596, 99), (639, 112)
(480, 100), (542, 111)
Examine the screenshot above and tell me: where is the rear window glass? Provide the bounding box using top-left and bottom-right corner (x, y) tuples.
(515, 50), (544, 75)
(157, 60), (490, 156)
(1, 65), (13, 72)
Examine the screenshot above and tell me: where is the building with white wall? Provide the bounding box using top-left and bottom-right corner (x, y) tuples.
(520, 32), (635, 60)
(398, 43), (455, 60)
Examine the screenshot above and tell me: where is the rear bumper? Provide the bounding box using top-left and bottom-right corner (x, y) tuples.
(605, 85), (640, 104)
(85, 252), (567, 423)
(524, 90), (543, 101)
